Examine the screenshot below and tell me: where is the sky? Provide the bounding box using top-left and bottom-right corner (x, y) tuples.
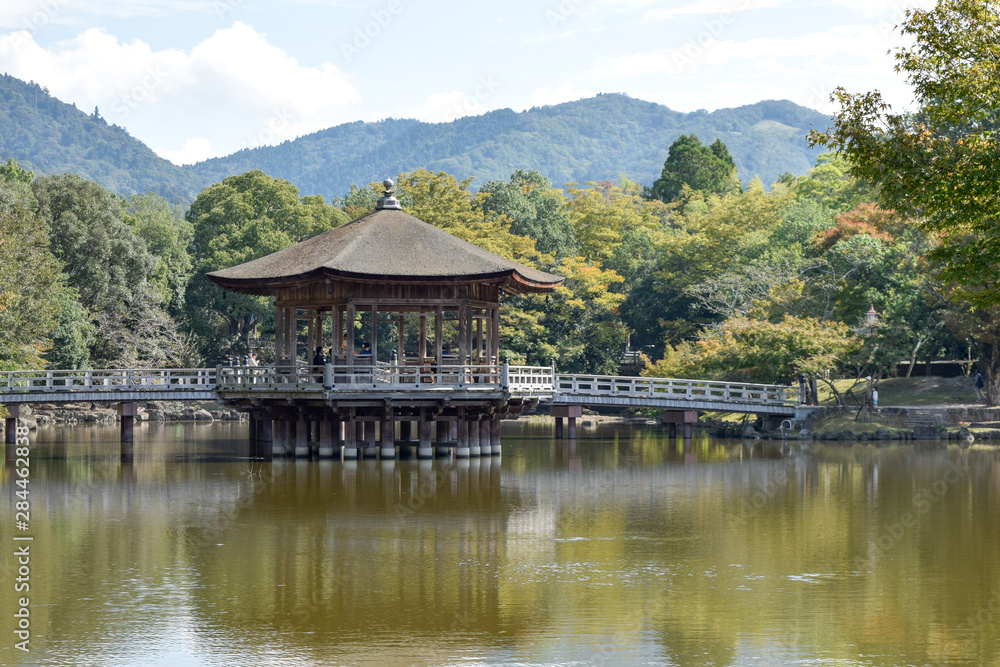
(0, 0), (934, 166)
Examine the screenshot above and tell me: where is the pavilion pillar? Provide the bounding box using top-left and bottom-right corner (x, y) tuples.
(419, 312), (427, 361)
(435, 305), (444, 382)
(458, 304), (468, 381)
(490, 415), (501, 455)
(555, 417), (564, 439)
(343, 410), (359, 460)
(306, 311), (315, 361)
(346, 303), (356, 366)
(399, 420), (412, 442)
(380, 412), (395, 459)
(397, 315), (405, 362)
(418, 409), (433, 459)
(5, 405), (20, 461)
(491, 306), (500, 367)
(371, 304), (378, 363)
(119, 402), (136, 463)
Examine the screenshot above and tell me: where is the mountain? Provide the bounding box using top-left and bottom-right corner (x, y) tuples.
(0, 74), (204, 203)
(0, 73), (832, 202)
(188, 95), (833, 199)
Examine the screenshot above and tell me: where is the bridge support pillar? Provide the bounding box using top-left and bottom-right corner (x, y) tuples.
(4, 405), (20, 461)
(295, 413), (309, 458)
(343, 412), (359, 460)
(490, 416), (501, 455)
(272, 419), (288, 458)
(418, 410), (433, 459)
(552, 405), (581, 439)
(662, 410), (697, 441)
(318, 419), (335, 458)
(380, 415), (396, 459)
(119, 402), (137, 462)
(456, 410), (470, 458)
(362, 421), (378, 459)
(480, 418), (490, 456)
(435, 419), (451, 458)
(399, 420), (412, 442)
(252, 414), (272, 460)
(469, 415), (481, 457)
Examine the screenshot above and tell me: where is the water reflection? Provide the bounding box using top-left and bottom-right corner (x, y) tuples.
(1, 422), (999, 666)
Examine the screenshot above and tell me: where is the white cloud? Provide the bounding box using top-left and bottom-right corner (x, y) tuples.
(162, 137), (214, 165)
(586, 21), (920, 112)
(0, 22), (361, 163)
(530, 83), (589, 109)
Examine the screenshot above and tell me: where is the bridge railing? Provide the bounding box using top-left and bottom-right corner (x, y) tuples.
(217, 364), (555, 394)
(555, 374), (797, 406)
(1, 369), (217, 394)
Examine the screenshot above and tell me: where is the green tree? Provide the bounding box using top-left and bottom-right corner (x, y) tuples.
(0, 163), (64, 368)
(33, 173), (183, 368)
(649, 135), (741, 203)
(644, 315), (860, 385)
(125, 193), (193, 316)
(184, 170), (348, 360)
(475, 170), (577, 258)
(810, 0), (1000, 400)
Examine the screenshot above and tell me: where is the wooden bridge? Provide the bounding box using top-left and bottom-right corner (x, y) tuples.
(0, 364), (799, 412)
(2, 364), (803, 458)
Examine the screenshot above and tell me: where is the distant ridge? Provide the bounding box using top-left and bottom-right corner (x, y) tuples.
(0, 73), (831, 203)
(187, 94), (832, 199)
(0, 73), (204, 203)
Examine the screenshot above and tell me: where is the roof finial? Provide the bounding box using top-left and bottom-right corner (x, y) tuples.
(376, 177), (402, 211)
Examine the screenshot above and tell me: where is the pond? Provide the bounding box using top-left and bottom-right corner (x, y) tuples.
(2, 420), (999, 666)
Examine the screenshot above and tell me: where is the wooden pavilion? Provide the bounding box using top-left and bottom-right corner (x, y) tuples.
(207, 180), (563, 460)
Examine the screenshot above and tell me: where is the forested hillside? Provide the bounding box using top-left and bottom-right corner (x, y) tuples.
(188, 95), (831, 200)
(0, 73), (829, 202)
(0, 74), (204, 203)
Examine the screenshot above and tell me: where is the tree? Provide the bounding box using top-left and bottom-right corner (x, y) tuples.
(475, 170), (577, 258)
(33, 174), (183, 368)
(810, 0), (1000, 400)
(0, 164), (64, 368)
(649, 134), (741, 203)
(125, 193), (193, 316)
(644, 315), (860, 386)
(184, 170), (348, 360)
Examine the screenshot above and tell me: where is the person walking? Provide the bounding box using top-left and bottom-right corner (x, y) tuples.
(974, 370), (986, 402)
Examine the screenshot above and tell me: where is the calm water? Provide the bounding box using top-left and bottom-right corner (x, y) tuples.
(2, 420), (1000, 666)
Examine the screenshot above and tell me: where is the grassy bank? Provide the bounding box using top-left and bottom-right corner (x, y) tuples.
(815, 375), (978, 407)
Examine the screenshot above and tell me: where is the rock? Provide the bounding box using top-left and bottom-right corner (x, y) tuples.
(210, 411), (223, 420)
(146, 410), (165, 421)
(959, 426), (975, 442)
(839, 430), (857, 441)
(875, 428), (894, 441)
(741, 424), (759, 439)
(912, 425), (942, 440)
(182, 407), (196, 420)
(193, 409), (214, 422)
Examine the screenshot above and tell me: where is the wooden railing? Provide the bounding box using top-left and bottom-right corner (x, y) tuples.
(555, 374), (797, 406)
(216, 363), (553, 393)
(0, 366), (797, 409)
(1, 368), (216, 393)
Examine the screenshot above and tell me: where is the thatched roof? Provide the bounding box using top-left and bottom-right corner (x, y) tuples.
(207, 207), (563, 296)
